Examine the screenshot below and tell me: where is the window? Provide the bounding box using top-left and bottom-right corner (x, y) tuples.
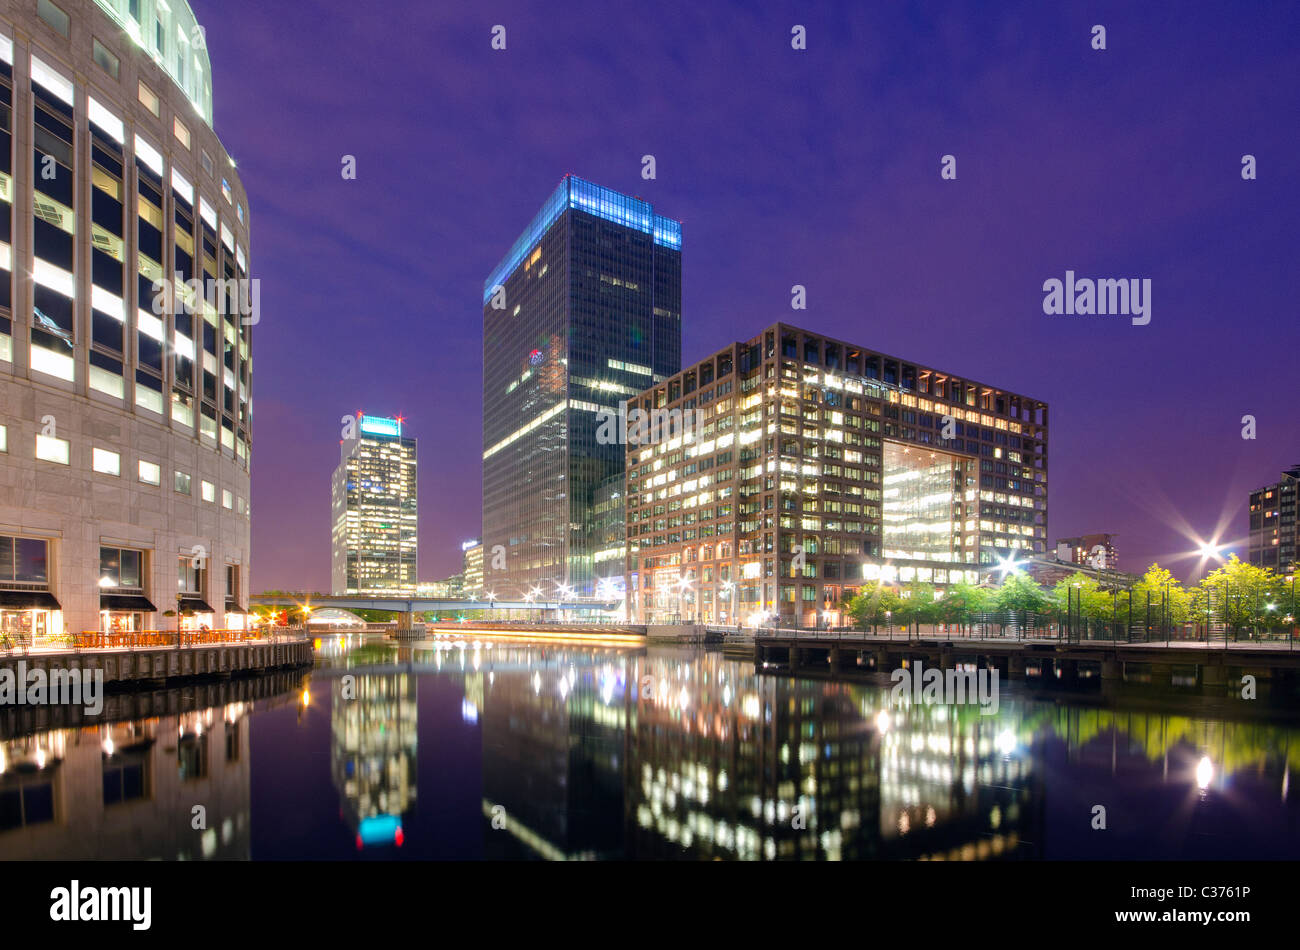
(0, 426), (6, 454)
(138, 81), (159, 116)
(93, 39), (120, 79)
(201, 480), (215, 502)
(174, 471), (192, 495)
(200, 150), (214, 177)
(35, 434), (69, 465)
(99, 546), (143, 589)
(37, 0), (70, 37)
(128, 0), (141, 21)
(173, 117), (190, 149)
(0, 536), (50, 585)
(92, 448), (120, 476)
(222, 489), (233, 509)
(177, 555), (205, 595)
(138, 460), (161, 485)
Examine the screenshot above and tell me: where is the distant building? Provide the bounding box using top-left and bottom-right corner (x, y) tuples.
(462, 539), (484, 595)
(1056, 534), (1119, 571)
(415, 575), (463, 599)
(331, 414), (417, 596)
(1249, 465), (1300, 572)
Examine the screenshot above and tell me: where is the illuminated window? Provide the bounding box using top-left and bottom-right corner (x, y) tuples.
(174, 117), (191, 149)
(92, 448), (120, 476)
(35, 434), (69, 465)
(138, 460), (161, 485)
(201, 480), (215, 502)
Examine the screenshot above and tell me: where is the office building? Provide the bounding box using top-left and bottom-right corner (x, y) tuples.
(625, 323), (1048, 626)
(482, 175), (681, 599)
(461, 538), (483, 595)
(1249, 465), (1300, 572)
(331, 414), (417, 595)
(0, 0), (252, 641)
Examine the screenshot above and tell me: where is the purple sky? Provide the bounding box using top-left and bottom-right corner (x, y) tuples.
(196, 0), (1300, 591)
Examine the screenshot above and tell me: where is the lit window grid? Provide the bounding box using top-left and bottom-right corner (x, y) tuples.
(623, 325), (1047, 625)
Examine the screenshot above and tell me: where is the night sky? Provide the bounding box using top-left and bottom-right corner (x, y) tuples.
(195, 0), (1300, 592)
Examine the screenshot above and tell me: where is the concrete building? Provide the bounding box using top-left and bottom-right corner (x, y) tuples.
(482, 175), (681, 600)
(625, 323), (1049, 626)
(0, 0), (252, 643)
(1056, 533), (1119, 571)
(330, 413), (417, 596)
(1249, 465), (1300, 572)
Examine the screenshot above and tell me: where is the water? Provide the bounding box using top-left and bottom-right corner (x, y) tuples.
(2, 633), (1297, 860)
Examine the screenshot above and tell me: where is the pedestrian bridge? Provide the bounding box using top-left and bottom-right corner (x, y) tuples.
(250, 594), (621, 614)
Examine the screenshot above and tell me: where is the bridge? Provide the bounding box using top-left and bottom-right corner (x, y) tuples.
(249, 594), (622, 621)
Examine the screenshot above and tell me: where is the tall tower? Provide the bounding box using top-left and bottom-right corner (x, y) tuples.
(481, 176), (681, 599)
(331, 414), (418, 596)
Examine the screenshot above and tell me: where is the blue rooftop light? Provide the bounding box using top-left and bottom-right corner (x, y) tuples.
(483, 176), (682, 304)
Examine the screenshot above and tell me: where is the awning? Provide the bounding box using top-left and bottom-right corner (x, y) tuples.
(225, 599), (246, 613)
(100, 593), (158, 612)
(0, 590), (61, 610)
(178, 597), (214, 614)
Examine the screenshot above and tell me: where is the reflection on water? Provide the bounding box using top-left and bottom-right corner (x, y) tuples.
(2, 637), (1298, 860)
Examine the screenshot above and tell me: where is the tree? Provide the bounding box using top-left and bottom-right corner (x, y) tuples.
(846, 585), (905, 632)
(1127, 563), (1191, 627)
(896, 582), (939, 632)
(1195, 555), (1288, 635)
(1050, 573), (1114, 622)
(934, 582), (990, 633)
(993, 573), (1050, 614)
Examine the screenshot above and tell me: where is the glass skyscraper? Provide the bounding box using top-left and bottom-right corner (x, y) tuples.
(482, 176), (682, 599)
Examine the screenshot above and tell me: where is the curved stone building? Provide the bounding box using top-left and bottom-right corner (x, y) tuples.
(0, 0), (252, 642)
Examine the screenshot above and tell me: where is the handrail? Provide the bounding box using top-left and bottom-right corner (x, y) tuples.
(72, 629), (291, 649)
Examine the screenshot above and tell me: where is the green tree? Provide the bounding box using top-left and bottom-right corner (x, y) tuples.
(934, 582), (990, 633)
(993, 573), (1050, 614)
(1195, 555), (1288, 635)
(846, 585), (905, 632)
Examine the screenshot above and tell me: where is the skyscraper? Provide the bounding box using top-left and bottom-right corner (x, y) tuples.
(0, 0), (252, 641)
(331, 414), (418, 595)
(482, 176), (681, 598)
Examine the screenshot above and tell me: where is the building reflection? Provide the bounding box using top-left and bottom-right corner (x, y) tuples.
(0, 702), (253, 859)
(329, 671), (417, 849)
(477, 644), (629, 860)
(469, 644), (1042, 859)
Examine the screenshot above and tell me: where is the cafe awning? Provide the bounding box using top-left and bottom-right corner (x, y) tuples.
(0, 590), (61, 610)
(178, 597), (215, 614)
(225, 599), (246, 613)
(100, 593), (158, 612)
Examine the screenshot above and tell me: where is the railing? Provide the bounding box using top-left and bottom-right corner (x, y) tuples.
(71, 628), (291, 650)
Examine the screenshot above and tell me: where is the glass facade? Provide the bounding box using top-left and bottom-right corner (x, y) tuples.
(482, 176), (681, 598)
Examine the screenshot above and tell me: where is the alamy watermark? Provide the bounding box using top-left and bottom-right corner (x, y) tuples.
(890, 658), (999, 715)
(0, 663), (104, 715)
(595, 401), (705, 446)
(151, 273), (260, 326)
(1042, 271), (1150, 325)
